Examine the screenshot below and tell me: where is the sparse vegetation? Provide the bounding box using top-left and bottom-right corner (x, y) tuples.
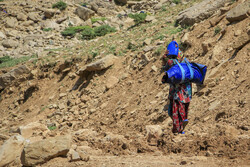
(48, 126), (57, 130)
(43, 28), (52, 32)
(0, 55), (37, 68)
(173, 0), (181, 4)
(91, 17), (107, 24)
(154, 46), (164, 56)
(52, 1), (67, 11)
(128, 13), (147, 24)
(61, 26), (90, 37)
(214, 26), (221, 35)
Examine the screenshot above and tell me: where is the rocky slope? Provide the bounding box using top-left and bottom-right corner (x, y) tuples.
(0, 0), (249, 166)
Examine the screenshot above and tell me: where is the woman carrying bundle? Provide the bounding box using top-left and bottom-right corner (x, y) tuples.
(162, 41), (192, 134)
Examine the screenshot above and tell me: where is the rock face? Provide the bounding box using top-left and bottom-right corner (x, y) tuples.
(0, 65), (30, 89)
(0, 135), (26, 167)
(75, 5), (95, 21)
(176, 0), (230, 27)
(226, 1), (250, 23)
(21, 135), (71, 166)
(85, 54), (116, 71)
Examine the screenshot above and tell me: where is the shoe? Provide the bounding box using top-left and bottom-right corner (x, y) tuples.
(180, 131), (185, 134)
(183, 119), (189, 131)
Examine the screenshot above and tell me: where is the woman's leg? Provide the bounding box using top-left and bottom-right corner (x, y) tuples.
(172, 100), (187, 133)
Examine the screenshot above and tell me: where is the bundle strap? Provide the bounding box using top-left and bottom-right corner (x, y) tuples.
(174, 59), (185, 83)
(184, 58), (194, 80)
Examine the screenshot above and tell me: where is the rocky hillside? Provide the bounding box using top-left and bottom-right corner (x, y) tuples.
(0, 0), (249, 166)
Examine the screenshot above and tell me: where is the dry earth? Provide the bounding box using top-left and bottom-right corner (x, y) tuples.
(0, 0), (249, 167)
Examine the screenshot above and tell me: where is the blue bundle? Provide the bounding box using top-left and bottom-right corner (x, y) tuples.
(165, 58), (207, 84)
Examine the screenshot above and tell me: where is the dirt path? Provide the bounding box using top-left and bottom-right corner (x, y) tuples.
(39, 154), (250, 167)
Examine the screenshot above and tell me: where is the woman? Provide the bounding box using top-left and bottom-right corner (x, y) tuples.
(162, 41), (192, 134)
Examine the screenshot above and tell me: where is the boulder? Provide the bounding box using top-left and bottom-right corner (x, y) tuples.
(2, 39), (19, 48)
(56, 16), (67, 24)
(106, 76), (119, 89)
(176, 0), (230, 27)
(226, 1), (250, 23)
(21, 135), (71, 166)
(17, 13), (28, 21)
(18, 122), (49, 139)
(0, 135), (26, 167)
(5, 17), (18, 28)
(145, 125), (163, 146)
(75, 5), (95, 21)
(85, 54), (116, 71)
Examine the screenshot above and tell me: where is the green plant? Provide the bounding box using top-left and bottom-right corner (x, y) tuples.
(91, 17), (107, 24)
(94, 25), (116, 37)
(0, 0), (4, 2)
(48, 126), (57, 130)
(173, 0), (181, 4)
(52, 1), (67, 11)
(162, 5), (167, 11)
(81, 27), (96, 40)
(43, 28), (52, 32)
(128, 13), (147, 24)
(61, 26), (90, 37)
(0, 55), (37, 68)
(214, 26), (221, 35)
(127, 42), (137, 51)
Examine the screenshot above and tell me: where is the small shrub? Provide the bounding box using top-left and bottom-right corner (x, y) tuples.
(214, 26), (221, 35)
(162, 5), (167, 11)
(0, 0), (4, 2)
(52, 1), (67, 11)
(61, 26), (90, 37)
(0, 55), (36, 68)
(91, 17), (107, 24)
(173, 0), (181, 4)
(43, 28), (52, 32)
(128, 13), (147, 24)
(81, 27), (96, 40)
(127, 42), (137, 51)
(94, 25), (116, 37)
(154, 46), (164, 56)
(48, 126), (56, 130)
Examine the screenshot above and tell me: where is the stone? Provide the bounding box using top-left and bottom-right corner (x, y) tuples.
(28, 12), (41, 22)
(143, 38), (152, 45)
(21, 20), (34, 27)
(59, 103), (66, 110)
(0, 135), (26, 167)
(42, 8), (57, 19)
(226, 1), (250, 23)
(0, 31), (6, 40)
(21, 135), (71, 166)
(145, 16), (156, 22)
(59, 93), (67, 98)
(18, 122), (49, 139)
(56, 16), (67, 24)
(106, 76), (119, 89)
(70, 150), (81, 162)
(75, 5), (95, 21)
(225, 125), (238, 138)
(151, 65), (158, 72)
(17, 13), (28, 21)
(85, 54), (116, 71)
(145, 125), (163, 146)
(176, 0), (230, 27)
(2, 39), (19, 48)
(123, 17), (135, 29)
(40, 20), (59, 30)
(209, 100), (220, 111)
(143, 46), (154, 52)
(5, 17), (18, 28)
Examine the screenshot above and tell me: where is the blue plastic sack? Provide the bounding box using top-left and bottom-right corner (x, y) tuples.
(167, 41), (179, 56)
(165, 59), (207, 84)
